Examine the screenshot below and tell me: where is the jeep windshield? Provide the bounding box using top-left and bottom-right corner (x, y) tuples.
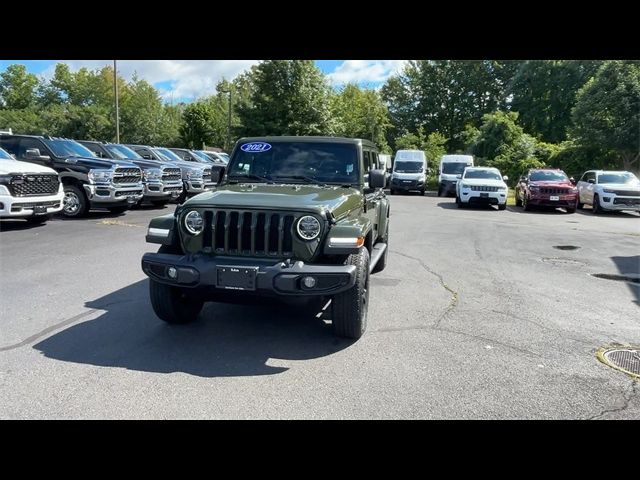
(529, 171), (568, 182)
(597, 172), (639, 184)
(105, 144), (142, 160)
(43, 139), (96, 158)
(442, 162), (467, 174)
(227, 142), (359, 185)
(394, 161), (424, 173)
(464, 170), (502, 180)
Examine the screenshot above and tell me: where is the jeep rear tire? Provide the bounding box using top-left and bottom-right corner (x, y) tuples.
(515, 192), (523, 207)
(62, 184), (89, 218)
(149, 279), (204, 324)
(332, 248), (370, 339)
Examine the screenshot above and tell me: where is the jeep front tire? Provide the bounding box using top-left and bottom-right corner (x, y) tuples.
(332, 248), (370, 339)
(149, 279), (204, 324)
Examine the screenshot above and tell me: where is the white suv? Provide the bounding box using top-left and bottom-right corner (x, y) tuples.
(576, 170), (640, 214)
(0, 147), (64, 224)
(456, 166), (508, 210)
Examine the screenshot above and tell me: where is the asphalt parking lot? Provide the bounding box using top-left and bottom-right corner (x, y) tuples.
(1, 195), (638, 419)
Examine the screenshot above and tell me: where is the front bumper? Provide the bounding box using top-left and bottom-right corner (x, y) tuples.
(600, 195), (640, 211)
(141, 252), (357, 296)
(84, 183), (144, 204)
(0, 189), (64, 218)
(184, 180), (216, 194)
(143, 180), (184, 199)
(460, 190), (507, 205)
(391, 180), (425, 192)
(529, 193), (577, 208)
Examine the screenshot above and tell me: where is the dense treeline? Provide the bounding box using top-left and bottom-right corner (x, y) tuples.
(1, 60), (638, 182)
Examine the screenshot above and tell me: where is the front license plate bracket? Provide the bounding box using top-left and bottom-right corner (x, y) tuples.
(217, 266), (258, 291)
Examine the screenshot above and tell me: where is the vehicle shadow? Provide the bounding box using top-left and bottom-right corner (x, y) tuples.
(0, 218), (49, 232)
(574, 208), (640, 218)
(439, 202), (500, 211)
(610, 255), (640, 307)
(52, 209), (129, 222)
(33, 279), (352, 378)
(506, 206), (573, 215)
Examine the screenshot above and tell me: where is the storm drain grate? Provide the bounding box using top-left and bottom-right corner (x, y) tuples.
(553, 245), (580, 250)
(597, 347), (640, 378)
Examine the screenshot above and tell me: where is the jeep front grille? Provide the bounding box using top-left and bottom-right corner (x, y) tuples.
(112, 167), (142, 184)
(608, 189), (640, 197)
(540, 187), (571, 194)
(161, 167), (181, 182)
(8, 174), (59, 196)
(201, 209), (298, 257)
(471, 185), (498, 192)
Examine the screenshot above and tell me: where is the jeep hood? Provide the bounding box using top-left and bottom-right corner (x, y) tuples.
(529, 180), (573, 187)
(185, 183), (363, 218)
(0, 159), (58, 175)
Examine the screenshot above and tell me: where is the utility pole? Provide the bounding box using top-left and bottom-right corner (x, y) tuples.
(113, 60), (120, 143)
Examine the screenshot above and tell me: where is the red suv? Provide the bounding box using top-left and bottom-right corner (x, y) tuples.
(515, 169), (579, 213)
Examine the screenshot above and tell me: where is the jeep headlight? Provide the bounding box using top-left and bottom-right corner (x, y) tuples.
(461, 183), (471, 189)
(184, 210), (204, 235)
(602, 188), (615, 194)
(296, 215), (321, 241)
(143, 168), (162, 181)
(88, 169), (113, 183)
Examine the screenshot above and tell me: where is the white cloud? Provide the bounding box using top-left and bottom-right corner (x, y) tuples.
(327, 60), (409, 86)
(39, 60), (261, 102)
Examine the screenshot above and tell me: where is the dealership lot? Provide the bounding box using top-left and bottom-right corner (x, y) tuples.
(0, 195), (638, 419)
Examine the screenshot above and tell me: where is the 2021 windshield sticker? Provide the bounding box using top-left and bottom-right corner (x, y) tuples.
(240, 142), (272, 153)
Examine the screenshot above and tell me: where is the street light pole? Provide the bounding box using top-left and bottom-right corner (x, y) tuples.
(113, 60), (120, 143)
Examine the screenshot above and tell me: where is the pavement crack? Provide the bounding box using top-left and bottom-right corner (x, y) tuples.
(587, 380), (638, 420)
(391, 250), (458, 327)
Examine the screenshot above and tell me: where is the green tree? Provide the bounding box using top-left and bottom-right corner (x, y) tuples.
(330, 83), (391, 149)
(509, 60), (602, 143)
(571, 60), (640, 171)
(0, 64), (39, 109)
(237, 60), (334, 137)
(393, 127), (447, 163)
(382, 60), (519, 150)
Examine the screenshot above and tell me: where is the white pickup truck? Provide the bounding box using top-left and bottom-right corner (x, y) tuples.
(576, 170), (640, 214)
(0, 147), (64, 224)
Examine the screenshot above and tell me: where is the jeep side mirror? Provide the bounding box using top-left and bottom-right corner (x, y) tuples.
(519, 176), (526, 182)
(456, 174), (462, 179)
(503, 175), (509, 181)
(369, 169), (386, 189)
(570, 177), (576, 185)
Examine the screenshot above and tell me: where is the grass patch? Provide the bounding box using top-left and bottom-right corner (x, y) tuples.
(507, 188), (516, 206)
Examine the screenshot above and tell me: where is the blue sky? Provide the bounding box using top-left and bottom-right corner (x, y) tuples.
(0, 60), (408, 103)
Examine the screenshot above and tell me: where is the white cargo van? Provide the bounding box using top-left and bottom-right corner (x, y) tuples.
(390, 150), (427, 195)
(438, 154), (474, 197)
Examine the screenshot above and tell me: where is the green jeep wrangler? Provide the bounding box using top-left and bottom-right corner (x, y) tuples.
(141, 136), (390, 339)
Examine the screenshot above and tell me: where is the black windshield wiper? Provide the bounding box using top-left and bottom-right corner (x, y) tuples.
(271, 175), (318, 183)
(228, 173), (273, 184)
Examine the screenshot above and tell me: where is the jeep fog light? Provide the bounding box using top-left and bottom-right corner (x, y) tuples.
(302, 276), (317, 288)
(167, 267), (178, 279)
(184, 211), (203, 235)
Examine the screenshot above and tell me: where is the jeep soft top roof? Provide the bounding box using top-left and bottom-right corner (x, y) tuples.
(236, 136), (377, 149)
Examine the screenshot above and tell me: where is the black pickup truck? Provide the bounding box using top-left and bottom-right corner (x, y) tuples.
(0, 134), (143, 217)
(78, 141), (183, 207)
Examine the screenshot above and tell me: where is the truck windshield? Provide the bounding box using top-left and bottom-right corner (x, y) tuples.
(394, 161), (424, 173)
(442, 162), (467, 174)
(105, 144), (142, 160)
(464, 170), (502, 180)
(529, 171), (568, 182)
(154, 148), (183, 162)
(0, 147), (13, 160)
(597, 172), (639, 184)
(227, 142), (359, 184)
(43, 139), (95, 158)
(192, 150), (214, 163)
